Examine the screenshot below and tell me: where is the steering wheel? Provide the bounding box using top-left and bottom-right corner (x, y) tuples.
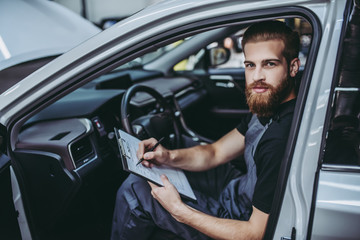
(120, 84), (181, 149)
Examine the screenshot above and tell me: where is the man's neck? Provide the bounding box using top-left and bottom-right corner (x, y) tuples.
(281, 89), (296, 104)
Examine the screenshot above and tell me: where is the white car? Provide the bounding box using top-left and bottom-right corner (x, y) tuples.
(0, 0), (359, 239)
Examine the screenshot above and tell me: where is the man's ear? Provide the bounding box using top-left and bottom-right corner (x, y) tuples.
(289, 58), (300, 77)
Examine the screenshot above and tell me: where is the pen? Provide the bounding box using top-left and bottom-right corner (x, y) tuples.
(136, 137), (165, 166)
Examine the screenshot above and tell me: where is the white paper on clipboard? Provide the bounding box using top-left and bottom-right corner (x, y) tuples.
(114, 128), (196, 201)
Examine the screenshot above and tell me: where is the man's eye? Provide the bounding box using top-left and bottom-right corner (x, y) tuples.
(266, 62), (276, 67)
(245, 63), (255, 68)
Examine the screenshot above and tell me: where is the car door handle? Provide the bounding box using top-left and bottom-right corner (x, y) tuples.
(209, 75), (245, 97)
(210, 75), (235, 88)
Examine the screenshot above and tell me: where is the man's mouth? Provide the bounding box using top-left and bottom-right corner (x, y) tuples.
(252, 86), (268, 93)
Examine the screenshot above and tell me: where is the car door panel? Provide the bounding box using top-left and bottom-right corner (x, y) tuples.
(181, 69), (248, 140)
(0, 154), (22, 240)
(311, 168), (360, 240)
(309, 1), (360, 239)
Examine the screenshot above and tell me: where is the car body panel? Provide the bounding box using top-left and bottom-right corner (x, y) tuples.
(0, 0), (100, 71)
(311, 167), (360, 239)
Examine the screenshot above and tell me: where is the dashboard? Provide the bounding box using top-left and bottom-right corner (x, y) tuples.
(16, 69), (204, 173)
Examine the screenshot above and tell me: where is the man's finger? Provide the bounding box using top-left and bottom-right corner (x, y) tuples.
(137, 141), (145, 159)
(160, 174), (172, 187)
(137, 138), (157, 159)
(160, 175), (180, 196)
(143, 151), (155, 160)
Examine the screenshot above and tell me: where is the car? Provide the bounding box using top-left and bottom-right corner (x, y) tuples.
(0, 0), (359, 239)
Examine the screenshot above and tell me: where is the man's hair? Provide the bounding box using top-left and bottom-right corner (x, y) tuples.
(242, 20), (300, 64)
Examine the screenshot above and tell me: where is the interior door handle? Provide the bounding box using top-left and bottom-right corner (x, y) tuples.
(215, 81), (235, 88)
(210, 75), (234, 81)
(210, 75), (235, 88)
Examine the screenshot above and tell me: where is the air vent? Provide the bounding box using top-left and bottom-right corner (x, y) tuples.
(70, 137), (94, 167)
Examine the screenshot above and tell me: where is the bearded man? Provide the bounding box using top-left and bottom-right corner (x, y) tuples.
(111, 20), (300, 240)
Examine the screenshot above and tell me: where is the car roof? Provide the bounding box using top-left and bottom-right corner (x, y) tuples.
(0, 0), (101, 72)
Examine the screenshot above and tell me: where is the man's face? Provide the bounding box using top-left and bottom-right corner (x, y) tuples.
(243, 39), (298, 117)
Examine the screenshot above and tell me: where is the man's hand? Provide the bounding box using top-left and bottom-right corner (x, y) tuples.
(149, 175), (268, 240)
(137, 138), (171, 168)
(148, 175), (186, 222)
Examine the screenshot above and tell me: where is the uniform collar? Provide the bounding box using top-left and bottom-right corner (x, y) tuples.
(258, 98), (296, 125)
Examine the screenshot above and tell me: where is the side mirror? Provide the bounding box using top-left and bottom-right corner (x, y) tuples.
(208, 47), (230, 66)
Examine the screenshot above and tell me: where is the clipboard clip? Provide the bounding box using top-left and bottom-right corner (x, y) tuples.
(119, 138), (130, 158)
(114, 127), (130, 159)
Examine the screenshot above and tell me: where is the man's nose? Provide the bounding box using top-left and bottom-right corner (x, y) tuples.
(253, 67), (265, 82)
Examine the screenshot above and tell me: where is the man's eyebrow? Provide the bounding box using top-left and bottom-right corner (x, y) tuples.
(263, 59), (282, 63)
(244, 60), (254, 64)
(244, 59), (282, 64)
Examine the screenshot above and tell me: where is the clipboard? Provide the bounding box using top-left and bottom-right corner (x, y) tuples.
(114, 128), (197, 201)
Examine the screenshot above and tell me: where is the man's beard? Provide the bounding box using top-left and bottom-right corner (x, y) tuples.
(245, 76), (292, 118)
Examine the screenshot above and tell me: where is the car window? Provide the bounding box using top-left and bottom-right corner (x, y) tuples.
(323, 92), (360, 166)
(173, 48), (205, 71)
(117, 39), (188, 70)
(173, 18), (311, 72)
(322, 15), (360, 166)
